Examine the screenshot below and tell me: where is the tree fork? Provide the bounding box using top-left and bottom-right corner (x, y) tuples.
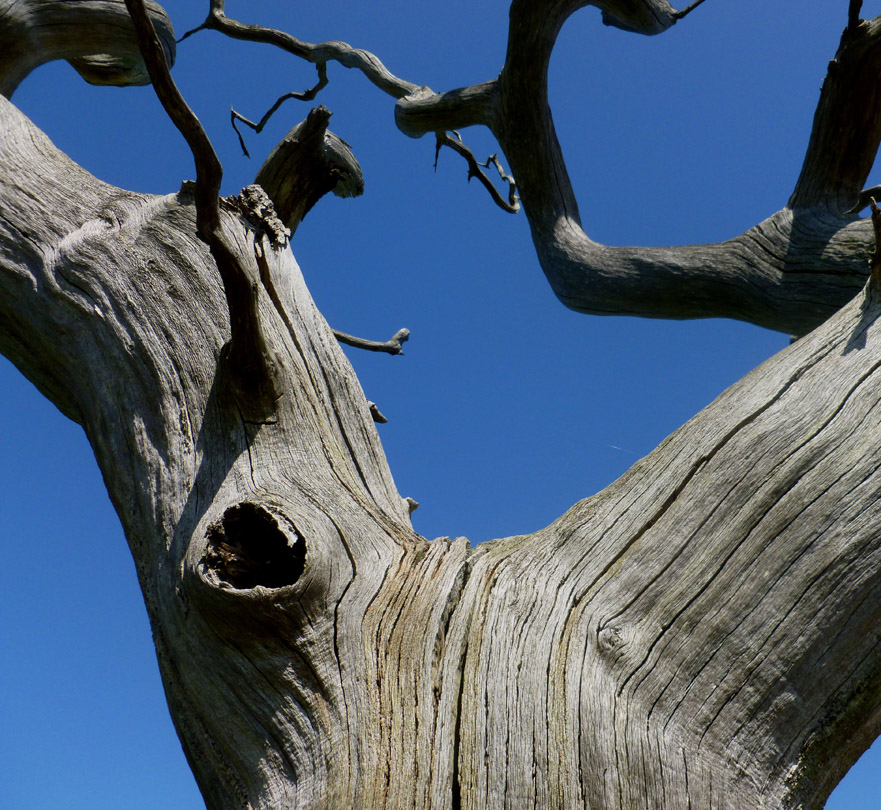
(5, 2), (881, 809)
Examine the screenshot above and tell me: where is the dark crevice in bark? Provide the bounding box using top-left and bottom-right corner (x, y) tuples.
(450, 641), (467, 810)
(203, 502), (305, 590)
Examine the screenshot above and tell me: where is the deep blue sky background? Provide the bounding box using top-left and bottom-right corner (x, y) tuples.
(1, 1), (879, 806)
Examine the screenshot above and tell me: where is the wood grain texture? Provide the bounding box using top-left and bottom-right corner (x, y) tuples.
(4, 81), (881, 809)
(3, 1), (881, 808)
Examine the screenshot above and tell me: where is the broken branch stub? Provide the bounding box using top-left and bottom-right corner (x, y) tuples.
(254, 106), (364, 235)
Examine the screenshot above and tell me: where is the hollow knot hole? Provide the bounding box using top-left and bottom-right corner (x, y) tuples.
(204, 503), (305, 589)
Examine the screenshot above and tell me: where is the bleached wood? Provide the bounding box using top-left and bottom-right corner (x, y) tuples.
(0, 0), (175, 98)
(3, 1), (881, 809)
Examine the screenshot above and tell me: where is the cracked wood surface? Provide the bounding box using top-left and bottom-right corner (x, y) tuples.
(4, 76), (881, 809)
(3, 1), (881, 809)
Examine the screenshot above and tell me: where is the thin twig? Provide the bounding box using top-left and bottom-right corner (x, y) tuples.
(177, 22), (207, 44)
(436, 132), (520, 214)
(180, 0), (419, 99)
(231, 64), (328, 157)
(123, 0), (221, 236)
(870, 197), (881, 286)
(480, 154), (519, 209)
(333, 327), (410, 355)
(672, 0), (710, 21)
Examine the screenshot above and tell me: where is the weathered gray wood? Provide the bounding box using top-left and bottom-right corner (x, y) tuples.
(0, 0), (176, 98)
(394, 3), (881, 337)
(3, 1), (881, 809)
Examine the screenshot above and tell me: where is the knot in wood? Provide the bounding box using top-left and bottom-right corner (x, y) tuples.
(597, 625), (625, 656)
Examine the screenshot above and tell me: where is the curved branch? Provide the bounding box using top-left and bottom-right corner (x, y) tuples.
(333, 327), (410, 356)
(125, 0), (282, 415)
(0, 0), (176, 98)
(182, 0), (420, 99)
(394, 82), (499, 138)
(478, 1), (881, 335)
(231, 64), (329, 157)
(122, 0), (219, 229)
(386, 1), (881, 335)
(436, 132), (520, 214)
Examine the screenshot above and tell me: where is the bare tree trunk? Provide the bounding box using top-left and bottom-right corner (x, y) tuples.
(3, 2), (881, 809)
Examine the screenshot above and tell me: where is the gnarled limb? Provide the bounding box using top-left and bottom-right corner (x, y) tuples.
(0, 0), (176, 98)
(5, 2), (881, 809)
(482, 0), (881, 335)
(180, 0), (420, 99)
(5, 83), (881, 806)
(394, 0), (881, 335)
(185, 0), (881, 335)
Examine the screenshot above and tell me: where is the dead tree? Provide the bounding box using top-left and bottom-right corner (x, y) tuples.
(2, 1), (881, 808)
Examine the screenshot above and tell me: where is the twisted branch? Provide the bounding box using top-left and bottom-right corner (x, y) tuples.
(177, 0), (881, 335)
(435, 132), (520, 214)
(231, 64), (328, 157)
(0, 0), (176, 98)
(180, 0), (419, 99)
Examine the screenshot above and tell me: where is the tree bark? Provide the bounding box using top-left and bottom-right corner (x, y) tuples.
(4, 2), (881, 809)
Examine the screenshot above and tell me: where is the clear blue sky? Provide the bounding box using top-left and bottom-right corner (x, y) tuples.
(1, 1), (878, 806)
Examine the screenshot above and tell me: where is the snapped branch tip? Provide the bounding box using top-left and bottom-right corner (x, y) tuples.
(672, 0), (710, 21)
(848, 0), (864, 32)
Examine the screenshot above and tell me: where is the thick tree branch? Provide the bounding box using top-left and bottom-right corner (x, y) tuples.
(394, 82), (500, 138)
(789, 13), (881, 212)
(179, 0), (862, 336)
(0, 0), (176, 98)
(389, 1), (881, 335)
(8, 5), (881, 808)
(7, 79), (881, 807)
(850, 0), (864, 33)
(474, 0), (881, 335)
